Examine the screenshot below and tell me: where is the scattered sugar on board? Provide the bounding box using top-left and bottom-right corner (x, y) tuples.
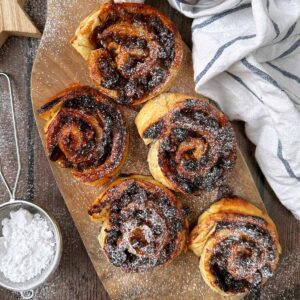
(258, 251), (300, 300)
(0, 208), (55, 283)
(105, 252), (207, 299)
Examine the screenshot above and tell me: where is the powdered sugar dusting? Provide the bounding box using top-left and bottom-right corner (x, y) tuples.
(142, 98), (237, 193)
(96, 179), (188, 272)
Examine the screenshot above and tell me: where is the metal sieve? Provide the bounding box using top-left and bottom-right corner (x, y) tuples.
(0, 73), (62, 299)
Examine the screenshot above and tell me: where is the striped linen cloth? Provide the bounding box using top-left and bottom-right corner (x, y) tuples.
(166, 0), (300, 219)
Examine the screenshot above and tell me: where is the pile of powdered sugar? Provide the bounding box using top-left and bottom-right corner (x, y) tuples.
(0, 208), (55, 283)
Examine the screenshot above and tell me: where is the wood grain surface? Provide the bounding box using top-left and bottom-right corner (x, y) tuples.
(0, 0), (41, 47)
(0, 1), (299, 299)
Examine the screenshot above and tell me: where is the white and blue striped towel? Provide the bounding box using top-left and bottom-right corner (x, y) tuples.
(166, 0), (300, 219)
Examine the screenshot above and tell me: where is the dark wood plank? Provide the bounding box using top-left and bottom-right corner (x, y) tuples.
(0, 1), (298, 299)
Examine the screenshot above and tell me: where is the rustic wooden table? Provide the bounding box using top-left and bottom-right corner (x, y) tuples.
(0, 1), (299, 299)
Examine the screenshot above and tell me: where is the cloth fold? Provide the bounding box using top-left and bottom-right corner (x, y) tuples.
(167, 0), (300, 219)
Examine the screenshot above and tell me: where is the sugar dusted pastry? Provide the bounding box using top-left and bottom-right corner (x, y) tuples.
(71, 1), (183, 105)
(88, 175), (188, 272)
(38, 85), (128, 185)
(189, 198), (281, 297)
(135, 93), (237, 194)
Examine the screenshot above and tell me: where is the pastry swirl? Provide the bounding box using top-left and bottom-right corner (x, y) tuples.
(135, 93), (237, 194)
(71, 1), (183, 105)
(38, 86), (128, 185)
(189, 198), (281, 297)
(88, 175), (188, 272)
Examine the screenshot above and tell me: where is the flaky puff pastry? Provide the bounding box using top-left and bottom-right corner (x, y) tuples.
(71, 1), (183, 106)
(135, 93), (237, 194)
(38, 85), (129, 186)
(189, 198), (281, 297)
(88, 175), (188, 272)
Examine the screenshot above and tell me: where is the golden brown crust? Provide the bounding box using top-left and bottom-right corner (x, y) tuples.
(71, 3), (108, 60)
(88, 175), (188, 272)
(189, 198), (281, 297)
(71, 1), (183, 105)
(135, 93), (237, 194)
(135, 93), (193, 145)
(38, 85), (129, 186)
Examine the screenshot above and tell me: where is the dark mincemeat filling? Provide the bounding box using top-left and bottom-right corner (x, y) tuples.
(89, 8), (176, 104)
(102, 182), (185, 271)
(143, 119), (164, 139)
(47, 96), (124, 171)
(143, 102), (236, 193)
(38, 97), (61, 114)
(209, 221), (275, 293)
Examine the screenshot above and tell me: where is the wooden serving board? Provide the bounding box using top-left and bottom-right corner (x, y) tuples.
(31, 1), (265, 299)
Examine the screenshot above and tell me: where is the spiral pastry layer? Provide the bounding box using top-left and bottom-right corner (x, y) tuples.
(71, 1), (183, 105)
(189, 198), (281, 297)
(88, 175), (188, 272)
(38, 86), (128, 185)
(135, 93), (237, 194)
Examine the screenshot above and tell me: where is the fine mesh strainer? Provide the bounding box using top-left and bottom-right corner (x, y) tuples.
(0, 73), (62, 299)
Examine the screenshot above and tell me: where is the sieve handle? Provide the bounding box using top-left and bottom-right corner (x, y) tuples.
(0, 73), (21, 202)
(20, 290), (34, 299)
